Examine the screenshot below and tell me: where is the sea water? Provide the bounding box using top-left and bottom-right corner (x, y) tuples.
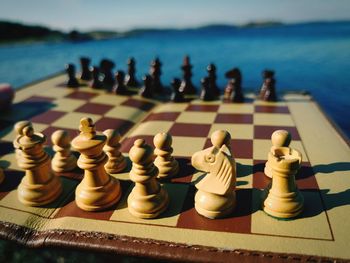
(0, 22), (349, 138)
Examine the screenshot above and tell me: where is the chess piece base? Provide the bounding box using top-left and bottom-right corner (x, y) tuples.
(263, 188), (304, 218)
(17, 175), (62, 206)
(195, 190), (236, 219)
(75, 177), (122, 211)
(127, 188), (169, 219)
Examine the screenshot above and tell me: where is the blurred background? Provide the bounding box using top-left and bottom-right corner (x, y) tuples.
(0, 0), (349, 262)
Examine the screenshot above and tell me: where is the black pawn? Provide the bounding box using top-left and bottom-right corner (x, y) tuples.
(139, 75), (153, 98)
(200, 77), (215, 101)
(170, 78), (184, 102)
(65, 64), (79, 88)
(80, 57), (92, 81)
(259, 70), (277, 101)
(179, 55), (196, 94)
(113, 70), (128, 95)
(149, 58), (163, 93)
(90, 66), (103, 89)
(125, 57), (139, 87)
(100, 59), (115, 91)
(207, 63), (220, 96)
(225, 68), (244, 102)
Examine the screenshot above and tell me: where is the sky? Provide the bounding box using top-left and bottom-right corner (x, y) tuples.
(1, 0), (350, 32)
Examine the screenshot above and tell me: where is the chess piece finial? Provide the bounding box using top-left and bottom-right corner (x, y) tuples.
(51, 130), (77, 172)
(154, 132), (179, 179)
(103, 129), (127, 174)
(128, 139), (169, 218)
(16, 125), (62, 206)
(262, 147), (303, 218)
(264, 130), (292, 178)
(65, 63), (79, 88)
(210, 130), (232, 153)
(191, 142), (236, 219)
(72, 118), (122, 211)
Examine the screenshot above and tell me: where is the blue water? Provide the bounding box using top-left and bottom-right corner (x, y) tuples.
(0, 22), (349, 138)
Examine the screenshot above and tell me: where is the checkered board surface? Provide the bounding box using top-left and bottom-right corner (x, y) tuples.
(0, 74), (349, 261)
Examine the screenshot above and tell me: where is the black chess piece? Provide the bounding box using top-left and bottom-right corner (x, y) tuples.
(139, 75), (153, 98)
(207, 63), (220, 96)
(225, 68), (244, 103)
(149, 58), (163, 93)
(80, 57), (92, 81)
(170, 78), (185, 102)
(125, 57), (139, 87)
(113, 70), (128, 95)
(90, 66), (103, 89)
(100, 59), (115, 91)
(259, 70), (277, 101)
(65, 64), (79, 88)
(200, 77), (215, 101)
(179, 55), (196, 94)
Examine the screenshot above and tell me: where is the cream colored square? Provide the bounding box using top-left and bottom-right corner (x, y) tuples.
(253, 139), (308, 162)
(90, 94), (128, 106)
(172, 136), (206, 157)
(176, 112), (216, 124)
(0, 177), (76, 219)
(52, 112), (101, 129)
(218, 104), (254, 114)
(39, 87), (72, 99)
(254, 113), (294, 126)
(209, 124), (253, 140)
(254, 100), (287, 106)
(190, 99), (220, 105)
(129, 121), (173, 136)
(105, 106), (146, 122)
(52, 98), (86, 112)
(152, 103), (188, 113)
(252, 191), (332, 239)
(110, 183), (189, 226)
(0, 123), (49, 143)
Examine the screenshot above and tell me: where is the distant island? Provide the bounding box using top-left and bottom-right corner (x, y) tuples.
(0, 20), (348, 44)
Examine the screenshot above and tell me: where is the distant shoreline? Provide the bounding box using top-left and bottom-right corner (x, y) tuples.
(1, 20), (349, 45)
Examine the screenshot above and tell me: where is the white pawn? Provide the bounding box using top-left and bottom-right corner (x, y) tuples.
(51, 130), (77, 172)
(128, 139), (169, 219)
(264, 130), (291, 178)
(154, 132), (179, 179)
(103, 129), (127, 174)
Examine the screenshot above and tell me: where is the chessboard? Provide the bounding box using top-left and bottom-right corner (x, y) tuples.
(0, 73), (349, 262)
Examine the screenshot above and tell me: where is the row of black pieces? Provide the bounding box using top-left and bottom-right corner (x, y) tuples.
(66, 56), (276, 102)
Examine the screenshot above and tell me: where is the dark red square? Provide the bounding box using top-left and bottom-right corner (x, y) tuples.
(215, 113), (253, 124)
(30, 110), (66, 124)
(121, 98), (155, 111)
(75, 102), (114, 115)
(186, 104), (219, 112)
(177, 185), (252, 234)
(95, 117), (134, 136)
(41, 126), (79, 146)
(23, 96), (55, 103)
(120, 135), (155, 153)
(255, 105), (290, 114)
(142, 112), (180, 122)
(253, 160), (271, 189)
(254, 126), (301, 140)
(169, 123), (211, 137)
(169, 157), (195, 183)
(65, 91), (98, 100)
